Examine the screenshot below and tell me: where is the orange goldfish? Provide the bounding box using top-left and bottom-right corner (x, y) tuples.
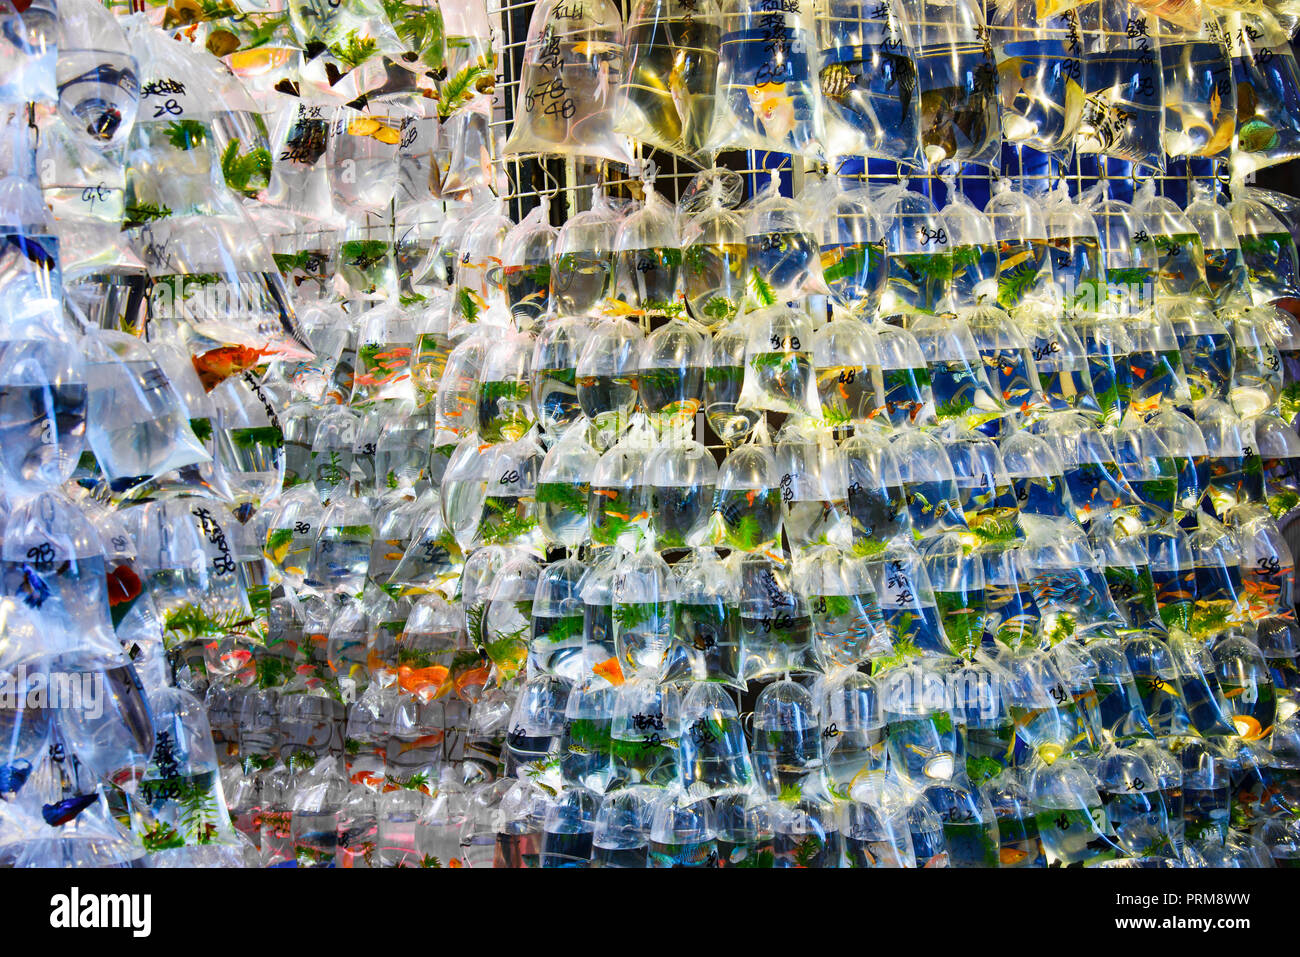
(593, 656), (625, 687)
(193, 344), (278, 391)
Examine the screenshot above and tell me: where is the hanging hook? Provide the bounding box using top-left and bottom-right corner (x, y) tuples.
(536, 160), (562, 216)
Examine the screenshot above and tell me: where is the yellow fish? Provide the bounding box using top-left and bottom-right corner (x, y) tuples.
(746, 82), (797, 142)
(347, 117), (401, 145)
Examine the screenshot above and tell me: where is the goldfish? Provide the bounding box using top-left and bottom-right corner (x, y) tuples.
(593, 656), (625, 686)
(1232, 714), (1267, 740)
(193, 344), (278, 391)
(221, 649), (254, 669)
(397, 664), (451, 697)
(998, 846), (1030, 866)
(351, 769), (384, 788)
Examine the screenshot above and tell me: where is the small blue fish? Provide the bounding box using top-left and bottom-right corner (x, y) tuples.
(0, 760), (32, 793)
(18, 563), (50, 609)
(42, 792), (99, 827)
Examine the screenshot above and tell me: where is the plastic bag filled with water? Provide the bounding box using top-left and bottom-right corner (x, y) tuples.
(912, 0), (1001, 167)
(988, 0), (1085, 153)
(736, 304), (819, 417)
(706, 0), (822, 158)
(1227, 9), (1300, 177)
(1230, 188), (1300, 305)
(55, 0), (139, 150)
(614, 171), (682, 318)
(1159, 14), (1235, 159)
(638, 318), (707, 432)
(536, 429), (598, 548)
(734, 550), (817, 678)
(817, 0), (923, 165)
(1074, 0), (1165, 169)
(647, 438), (717, 548)
(501, 205), (556, 327)
(813, 315), (882, 425)
(879, 187), (953, 318)
(679, 168), (748, 329)
(551, 188), (620, 318)
(942, 187), (999, 308)
(818, 184), (888, 317)
(503, 0), (632, 165)
(662, 547), (744, 688)
(617, 0), (721, 162)
(577, 319), (642, 447)
(744, 171), (824, 305)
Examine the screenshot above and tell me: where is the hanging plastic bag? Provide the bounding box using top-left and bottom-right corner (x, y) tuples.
(588, 436), (652, 549)
(4, 490), (126, 670)
(531, 316), (589, 438)
(285, 0), (403, 88)
(890, 430), (968, 539)
(553, 188), (620, 318)
(704, 321), (760, 446)
(263, 97), (339, 224)
(1228, 10), (1300, 176)
(576, 317), (642, 447)
(879, 188), (952, 319)
(1089, 184), (1158, 319)
(679, 169), (748, 329)
(536, 429), (599, 548)
(1160, 15), (1235, 158)
(452, 200), (512, 330)
(734, 550), (817, 679)
(327, 104), (407, 218)
(774, 421), (850, 548)
(941, 186), (999, 309)
(985, 181), (1055, 310)
(965, 302), (1052, 421)
(818, 0), (923, 165)
(502, 205), (557, 327)
(743, 171), (823, 306)
(911, 313), (1011, 436)
(819, 184), (888, 317)
(812, 316), (882, 426)
(614, 167), (682, 318)
(502, 0), (633, 165)
(475, 329), (536, 443)
(617, 0), (722, 162)
(1230, 188), (1300, 305)
(1134, 181), (1212, 303)
(661, 548), (744, 689)
(55, 0), (139, 149)
(1075, 0), (1165, 169)
(1185, 179), (1248, 310)
(988, 0), (1085, 153)
(875, 324), (936, 427)
(736, 304), (819, 418)
(707, 0), (823, 158)
(912, 0), (1001, 168)
(441, 95), (499, 199)
(81, 330), (213, 501)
